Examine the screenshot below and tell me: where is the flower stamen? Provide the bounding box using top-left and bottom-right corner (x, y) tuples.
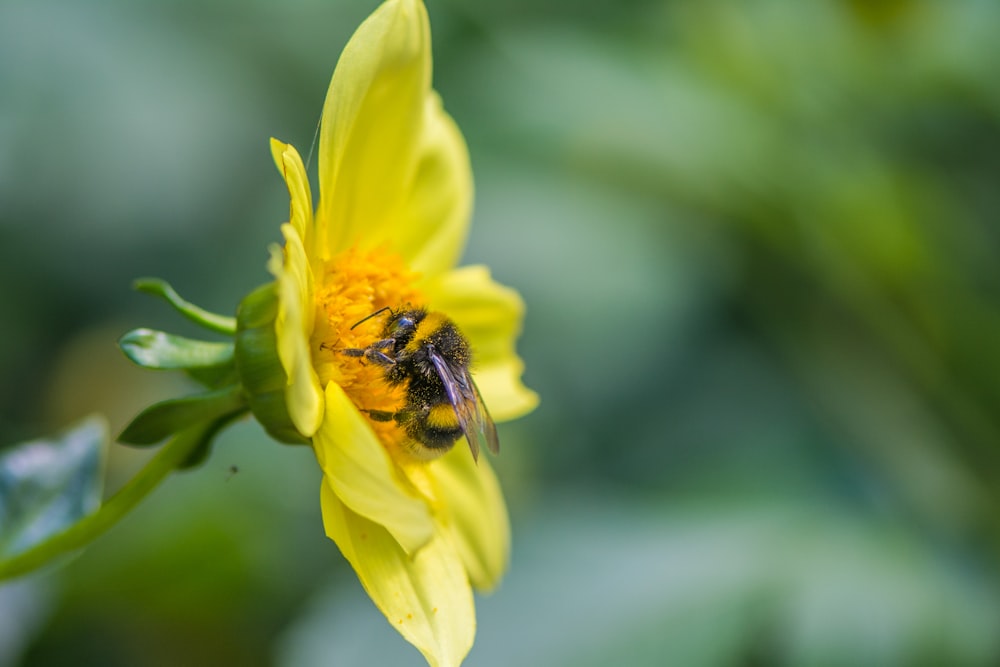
(312, 245), (424, 453)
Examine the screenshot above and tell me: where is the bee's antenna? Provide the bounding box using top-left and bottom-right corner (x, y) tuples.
(350, 306), (393, 330)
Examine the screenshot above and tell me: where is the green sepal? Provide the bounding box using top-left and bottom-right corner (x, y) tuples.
(235, 283), (309, 445)
(185, 365), (240, 390)
(134, 277), (237, 335)
(119, 329), (234, 370)
(118, 385), (248, 446)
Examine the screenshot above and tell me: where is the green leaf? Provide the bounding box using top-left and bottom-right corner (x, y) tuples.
(134, 277), (236, 335)
(0, 416), (108, 559)
(118, 385), (248, 446)
(0, 418), (225, 581)
(119, 329), (234, 370)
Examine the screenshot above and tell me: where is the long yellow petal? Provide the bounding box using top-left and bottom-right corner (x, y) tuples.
(314, 382), (433, 554)
(428, 446), (510, 591)
(394, 94), (472, 276)
(321, 483), (475, 667)
(269, 138), (314, 259)
(317, 0), (428, 254)
(425, 265), (539, 420)
(316, 0), (471, 274)
(269, 224), (324, 437)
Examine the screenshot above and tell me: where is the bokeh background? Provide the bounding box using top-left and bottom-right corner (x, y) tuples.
(4, 0), (1000, 665)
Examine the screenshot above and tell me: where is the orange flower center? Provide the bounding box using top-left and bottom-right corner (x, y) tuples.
(310, 245), (425, 453)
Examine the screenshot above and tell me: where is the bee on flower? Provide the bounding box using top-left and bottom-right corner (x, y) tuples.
(237, 0), (537, 664)
(339, 305), (501, 462)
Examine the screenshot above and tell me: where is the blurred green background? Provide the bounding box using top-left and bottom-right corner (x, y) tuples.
(4, 0), (1000, 665)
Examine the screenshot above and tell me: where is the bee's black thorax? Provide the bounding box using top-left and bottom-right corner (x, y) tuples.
(382, 310), (470, 386)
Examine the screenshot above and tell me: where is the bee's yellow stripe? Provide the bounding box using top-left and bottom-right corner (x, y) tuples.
(426, 403), (459, 430)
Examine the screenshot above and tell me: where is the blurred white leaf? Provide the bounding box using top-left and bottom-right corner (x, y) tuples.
(0, 416), (108, 558)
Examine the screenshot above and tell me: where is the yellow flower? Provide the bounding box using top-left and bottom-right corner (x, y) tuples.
(266, 1), (537, 665)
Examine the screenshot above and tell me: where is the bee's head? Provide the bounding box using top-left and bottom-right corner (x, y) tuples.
(350, 306), (427, 347)
(385, 308), (425, 342)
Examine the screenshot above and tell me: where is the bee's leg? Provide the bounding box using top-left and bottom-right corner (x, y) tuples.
(349, 349), (393, 365)
(340, 338), (396, 366)
(368, 338), (396, 351)
(366, 350), (395, 366)
(361, 406), (426, 426)
(361, 409), (397, 423)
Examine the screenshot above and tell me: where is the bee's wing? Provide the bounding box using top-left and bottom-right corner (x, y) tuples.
(471, 378), (500, 456)
(428, 348), (499, 461)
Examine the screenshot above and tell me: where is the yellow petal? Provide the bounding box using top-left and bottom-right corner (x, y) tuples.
(425, 265), (539, 420)
(428, 446), (510, 591)
(317, 0), (471, 274)
(314, 382), (433, 554)
(394, 95), (472, 276)
(321, 483), (475, 667)
(468, 357), (538, 422)
(269, 138), (314, 259)
(269, 225), (324, 437)
(425, 266), (521, 362)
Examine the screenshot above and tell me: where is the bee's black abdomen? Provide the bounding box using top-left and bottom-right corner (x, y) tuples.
(394, 378), (463, 451)
(405, 416), (461, 450)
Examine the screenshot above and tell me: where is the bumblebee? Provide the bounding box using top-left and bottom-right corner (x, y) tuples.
(341, 306), (499, 461)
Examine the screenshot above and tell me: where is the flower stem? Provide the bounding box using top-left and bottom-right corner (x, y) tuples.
(0, 421), (213, 581)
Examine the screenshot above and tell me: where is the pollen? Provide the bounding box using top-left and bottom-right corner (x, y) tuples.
(311, 245), (424, 451)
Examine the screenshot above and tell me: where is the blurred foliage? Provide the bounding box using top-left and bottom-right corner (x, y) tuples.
(3, 0), (1000, 665)
(0, 417), (106, 560)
